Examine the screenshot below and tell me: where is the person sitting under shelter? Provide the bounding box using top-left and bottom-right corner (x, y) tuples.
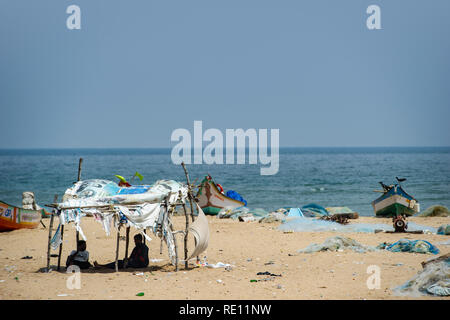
(94, 234), (149, 269)
(66, 240), (92, 270)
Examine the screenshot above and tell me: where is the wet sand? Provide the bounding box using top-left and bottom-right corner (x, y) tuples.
(0, 215), (448, 300)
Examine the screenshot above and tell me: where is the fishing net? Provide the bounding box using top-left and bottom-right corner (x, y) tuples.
(217, 207), (269, 220)
(437, 224), (450, 235)
(393, 256), (450, 297)
(383, 239), (440, 255)
(416, 205), (450, 217)
(279, 217), (437, 234)
(297, 236), (377, 253)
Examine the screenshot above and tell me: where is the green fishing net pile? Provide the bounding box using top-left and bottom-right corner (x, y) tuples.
(416, 205), (450, 217)
(297, 236), (377, 253)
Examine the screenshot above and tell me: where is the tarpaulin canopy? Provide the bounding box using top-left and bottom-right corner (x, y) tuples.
(59, 179), (188, 210)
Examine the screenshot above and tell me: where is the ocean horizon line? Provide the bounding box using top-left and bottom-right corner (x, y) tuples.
(1, 146), (449, 150)
(0, 146), (449, 157)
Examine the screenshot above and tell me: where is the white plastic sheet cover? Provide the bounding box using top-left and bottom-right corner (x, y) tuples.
(116, 203), (161, 230)
(187, 204), (210, 261)
(58, 179), (188, 209)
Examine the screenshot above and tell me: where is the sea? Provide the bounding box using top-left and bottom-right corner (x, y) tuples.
(0, 147), (449, 216)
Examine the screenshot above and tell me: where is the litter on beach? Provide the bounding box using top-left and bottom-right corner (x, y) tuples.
(256, 271), (282, 277)
(204, 262), (234, 269)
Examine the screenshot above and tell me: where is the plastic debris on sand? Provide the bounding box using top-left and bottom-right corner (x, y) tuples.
(205, 262), (234, 269)
(394, 255), (450, 297)
(297, 236), (377, 253)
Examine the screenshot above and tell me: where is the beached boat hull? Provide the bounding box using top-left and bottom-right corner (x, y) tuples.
(371, 185), (420, 217)
(0, 201), (42, 231)
(196, 177), (245, 215)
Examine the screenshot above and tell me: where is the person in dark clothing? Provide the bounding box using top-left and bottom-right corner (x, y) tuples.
(94, 234), (149, 269)
(66, 240), (92, 270)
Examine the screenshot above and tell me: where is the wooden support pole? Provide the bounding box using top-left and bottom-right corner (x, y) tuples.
(182, 202), (189, 269)
(46, 195), (58, 272)
(124, 226), (130, 268)
(46, 214), (54, 272)
(57, 225), (65, 271)
(77, 158), (83, 181)
(181, 162), (199, 262)
(76, 158), (83, 243)
(181, 162), (196, 222)
(115, 226), (120, 272)
(159, 198), (168, 255)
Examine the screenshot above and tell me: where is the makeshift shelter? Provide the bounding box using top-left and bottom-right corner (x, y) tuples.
(45, 161), (209, 272)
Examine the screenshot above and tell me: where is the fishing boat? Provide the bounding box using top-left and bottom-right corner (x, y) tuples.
(196, 175), (246, 215)
(0, 200), (43, 231)
(371, 178), (420, 217)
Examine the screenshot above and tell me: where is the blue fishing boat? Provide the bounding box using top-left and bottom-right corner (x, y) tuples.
(371, 178), (420, 217)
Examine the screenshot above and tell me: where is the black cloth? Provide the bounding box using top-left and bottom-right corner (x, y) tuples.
(67, 260), (92, 270)
(103, 243), (149, 269)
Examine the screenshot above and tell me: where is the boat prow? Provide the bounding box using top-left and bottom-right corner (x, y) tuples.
(0, 200), (42, 231)
(196, 176), (246, 215)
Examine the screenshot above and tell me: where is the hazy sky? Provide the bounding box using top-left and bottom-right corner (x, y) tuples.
(1, 0), (449, 148)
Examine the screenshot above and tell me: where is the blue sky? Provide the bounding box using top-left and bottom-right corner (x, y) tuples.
(0, 0), (449, 148)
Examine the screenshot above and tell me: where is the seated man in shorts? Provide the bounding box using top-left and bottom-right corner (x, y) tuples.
(94, 234), (149, 269)
(66, 240), (91, 270)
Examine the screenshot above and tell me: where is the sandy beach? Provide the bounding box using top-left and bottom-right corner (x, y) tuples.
(0, 215), (448, 300)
